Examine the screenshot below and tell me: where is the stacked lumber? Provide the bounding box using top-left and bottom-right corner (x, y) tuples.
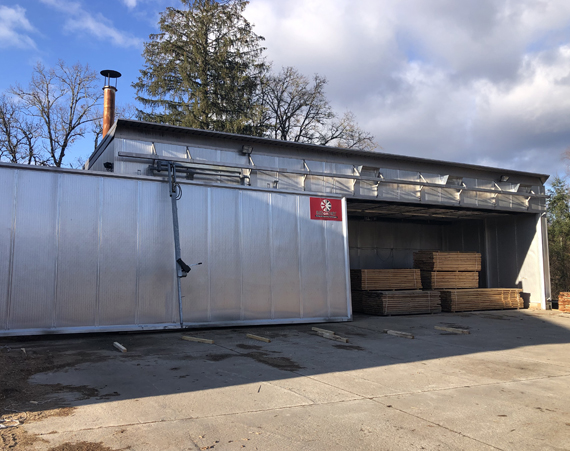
(420, 271), (479, 289)
(351, 291), (364, 314)
(413, 251), (481, 272)
(350, 269), (421, 291)
(558, 292), (570, 313)
(360, 290), (441, 316)
(440, 289), (523, 312)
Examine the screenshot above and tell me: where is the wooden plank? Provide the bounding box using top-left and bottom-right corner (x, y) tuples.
(317, 331), (349, 343)
(113, 342), (127, 353)
(435, 326), (470, 334)
(312, 327), (336, 335)
(246, 333), (271, 343)
(181, 335), (214, 344)
(383, 329), (414, 339)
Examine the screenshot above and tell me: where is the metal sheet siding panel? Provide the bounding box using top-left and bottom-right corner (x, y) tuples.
(178, 186), (210, 322)
(55, 174), (99, 327)
(97, 177), (138, 325)
(137, 181), (176, 324)
(241, 191), (272, 320)
(209, 188), (242, 321)
(0, 168), (16, 331)
(9, 170), (58, 329)
(270, 193), (301, 318)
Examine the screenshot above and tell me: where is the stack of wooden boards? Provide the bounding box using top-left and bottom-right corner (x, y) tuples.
(440, 288), (523, 312)
(558, 292), (570, 313)
(350, 269), (421, 291)
(414, 251), (480, 289)
(351, 269), (440, 315)
(357, 290), (441, 316)
(351, 251), (525, 315)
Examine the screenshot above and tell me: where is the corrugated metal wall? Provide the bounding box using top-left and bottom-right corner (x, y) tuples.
(0, 165), (350, 336)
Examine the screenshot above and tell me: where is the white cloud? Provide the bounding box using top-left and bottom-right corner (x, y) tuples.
(0, 5), (37, 49)
(39, 0), (142, 48)
(123, 0), (138, 9)
(246, 0), (570, 176)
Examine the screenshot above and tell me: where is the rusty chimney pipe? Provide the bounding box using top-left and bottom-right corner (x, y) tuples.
(100, 70), (122, 138)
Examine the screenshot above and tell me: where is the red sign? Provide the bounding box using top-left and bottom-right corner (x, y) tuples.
(310, 197), (342, 221)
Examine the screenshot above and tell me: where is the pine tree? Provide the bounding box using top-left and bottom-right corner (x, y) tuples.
(133, 0), (267, 135)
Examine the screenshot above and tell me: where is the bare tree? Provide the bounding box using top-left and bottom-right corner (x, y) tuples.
(261, 67), (333, 142)
(9, 60), (101, 167)
(261, 67), (377, 150)
(0, 95), (44, 164)
(317, 111), (377, 152)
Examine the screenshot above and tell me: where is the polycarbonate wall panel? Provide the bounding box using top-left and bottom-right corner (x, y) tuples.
(270, 193), (302, 319)
(0, 169), (15, 330)
(98, 178), (139, 326)
(0, 166), (351, 335)
(55, 174), (99, 327)
(178, 187), (210, 322)
(241, 191), (272, 320)
(137, 181), (176, 324)
(9, 170), (58, 329)
(298, 196), (328, 318)
(209, 189), (242, 321)
(326, 218), (351, 317)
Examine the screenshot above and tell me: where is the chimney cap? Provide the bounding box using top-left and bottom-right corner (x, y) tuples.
(100, 69), (122, 79)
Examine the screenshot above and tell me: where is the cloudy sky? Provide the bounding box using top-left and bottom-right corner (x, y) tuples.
(1, 0), (570, 179)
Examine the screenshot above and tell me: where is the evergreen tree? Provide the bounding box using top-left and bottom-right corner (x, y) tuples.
(547, 177), (570, 299)
(134, 0), (267, 135)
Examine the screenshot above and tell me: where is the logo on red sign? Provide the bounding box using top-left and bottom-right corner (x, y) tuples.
(310, 197), (342, 221)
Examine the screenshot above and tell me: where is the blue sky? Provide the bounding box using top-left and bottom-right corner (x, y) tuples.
(2, 0), (570, 179)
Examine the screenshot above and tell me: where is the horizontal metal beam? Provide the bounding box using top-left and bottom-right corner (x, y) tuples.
(118, 151), (547, 199)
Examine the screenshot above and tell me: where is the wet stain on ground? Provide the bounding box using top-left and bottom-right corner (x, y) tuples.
(204, 353), (236, 362)
(333, 344), (364, 351)
(243, 352), (303, 372)
(235, 344), (262, 350)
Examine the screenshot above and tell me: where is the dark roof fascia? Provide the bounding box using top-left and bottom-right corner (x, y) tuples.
(97, 119), (550, 184)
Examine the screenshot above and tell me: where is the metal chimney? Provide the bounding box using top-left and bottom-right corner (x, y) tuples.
(100, 70), (122, 138)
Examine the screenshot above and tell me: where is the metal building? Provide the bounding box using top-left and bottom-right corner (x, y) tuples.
(0, 118), (550, 336)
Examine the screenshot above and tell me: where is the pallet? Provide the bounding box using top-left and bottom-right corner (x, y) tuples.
(350, 269), (422, 291)
(420, 271), (479, 289)
(413, 251), (481, 272)
(359, 290), (441, 316)
(440, 288), (523, 312)
(558, 292), (570, 313)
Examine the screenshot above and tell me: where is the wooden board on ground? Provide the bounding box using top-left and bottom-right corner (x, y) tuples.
(440, 288), (523, 312)
(181, 336), (214, 344)
(558, 292), (570, 313)
(350, 269), (421, 291)
(435, 326), (470, 334)
(421, 271), (479, 289)
(358, 290), (441, 316)
(246, 334), (271, 343)
(383, 329), (414, 339)
(413, 251), (481, 272)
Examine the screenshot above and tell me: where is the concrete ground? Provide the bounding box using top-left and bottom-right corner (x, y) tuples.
(2, 309), (570, 450)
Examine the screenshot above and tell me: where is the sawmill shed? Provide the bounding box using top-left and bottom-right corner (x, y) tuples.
(0, 117), (551, 336)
